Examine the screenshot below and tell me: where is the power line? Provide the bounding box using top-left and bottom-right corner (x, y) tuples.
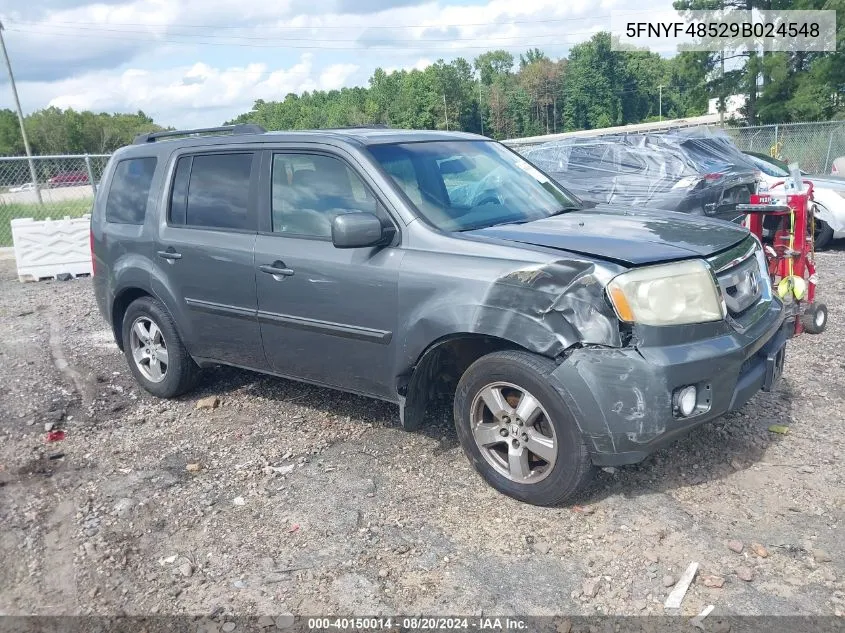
(7, 23), (607, 43)
(5, 26), (605, 50)
(9, 14), (613, 31)
(7, 22), (604, 43)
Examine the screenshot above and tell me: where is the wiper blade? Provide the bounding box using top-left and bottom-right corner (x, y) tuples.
(547, 206), (581, 216)
(456, 219), (530, 232)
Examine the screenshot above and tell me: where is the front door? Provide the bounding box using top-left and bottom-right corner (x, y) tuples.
(154, 151), (266, 369)
(254, 150), (401, 399)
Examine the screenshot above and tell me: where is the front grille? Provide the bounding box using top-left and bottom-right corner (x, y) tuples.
(718, 254), (763, 315)
(708, 237), (766, 317)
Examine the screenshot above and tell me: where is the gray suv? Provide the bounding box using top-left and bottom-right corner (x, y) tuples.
(92, 125), (789, 506)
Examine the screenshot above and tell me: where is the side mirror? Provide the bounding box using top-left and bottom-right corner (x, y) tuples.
(331, 212), (393, 249)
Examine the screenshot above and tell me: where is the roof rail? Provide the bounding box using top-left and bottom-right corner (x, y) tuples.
(326, 124), (391, 130)
(133, 123), (266, 144)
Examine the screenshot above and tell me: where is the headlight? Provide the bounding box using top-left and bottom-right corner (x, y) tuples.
(607, 259), (725, 326)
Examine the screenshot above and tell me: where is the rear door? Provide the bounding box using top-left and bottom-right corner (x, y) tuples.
(253, 148), (402, 399)
(94, 155), (158, 319)
(153, 150), (266, 369)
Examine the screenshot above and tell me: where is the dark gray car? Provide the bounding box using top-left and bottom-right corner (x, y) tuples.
(519, 129), (759, 224)
(92, 125), (789, 506)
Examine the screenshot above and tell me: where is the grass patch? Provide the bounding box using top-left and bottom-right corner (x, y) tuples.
(0, 199), (92, 247)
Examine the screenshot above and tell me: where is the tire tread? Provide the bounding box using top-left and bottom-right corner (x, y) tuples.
(814, 219), (834, 250)
(122, 296), (199, 398)
(800, 302), (827, 335)
(454, 349), (593, 506)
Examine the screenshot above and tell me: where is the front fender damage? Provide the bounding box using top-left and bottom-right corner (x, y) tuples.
(399, 257), (626, 430)
(477, 259), (624, 355)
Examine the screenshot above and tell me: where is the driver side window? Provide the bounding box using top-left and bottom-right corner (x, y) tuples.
(271, 153), (379, 238)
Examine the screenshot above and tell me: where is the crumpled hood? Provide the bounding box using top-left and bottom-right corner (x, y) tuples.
(463, 205), (749, 266)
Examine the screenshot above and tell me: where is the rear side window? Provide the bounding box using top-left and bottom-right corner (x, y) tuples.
(105, 157), (157, 224)
(169, 153), (255, 230)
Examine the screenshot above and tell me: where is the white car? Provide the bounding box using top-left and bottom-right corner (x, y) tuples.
(744, 151), (845, 249)
(8, 182), (36, 193)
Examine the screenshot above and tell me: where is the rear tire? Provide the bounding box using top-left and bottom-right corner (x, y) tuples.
(122, 296), (199, 398)
(801, 302), (828, 335)
(814, 218), (834, 250)
(453, 350), (593, 506)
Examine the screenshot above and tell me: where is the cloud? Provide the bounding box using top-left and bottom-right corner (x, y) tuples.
(350, 0), (620, 53)
(0, 30), (144, 83)
(319, 63), (359, 90)
(383, 58), (434, 74)
(333, 0), (431, 13)
(1, 0), (670, 126)
(37, 55), (359, 126)
(1, 0), (437, 83)
(1, 0), (125, 19)
(287, 0), (431, 15)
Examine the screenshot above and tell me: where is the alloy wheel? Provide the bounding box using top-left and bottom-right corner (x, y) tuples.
(470, 381), (557, 484)
(129, 316), (169, 383)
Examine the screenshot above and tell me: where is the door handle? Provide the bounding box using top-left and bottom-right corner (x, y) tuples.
(157, 250), (182, 260)
(260, 263), (295, 277)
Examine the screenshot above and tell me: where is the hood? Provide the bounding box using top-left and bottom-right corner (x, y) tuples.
(463, 205), (749, 266)
(806, 174), (845, 191)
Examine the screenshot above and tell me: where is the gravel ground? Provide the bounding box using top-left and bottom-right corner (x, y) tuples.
(0, 247), (843, 622)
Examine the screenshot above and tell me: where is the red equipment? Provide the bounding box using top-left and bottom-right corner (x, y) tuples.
(739, 180), (827, 337)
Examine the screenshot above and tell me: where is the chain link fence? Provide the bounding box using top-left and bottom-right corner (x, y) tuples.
(2, 121), (845, 248)
(725, 121), (845, 174)
(0, 155), (110, 247)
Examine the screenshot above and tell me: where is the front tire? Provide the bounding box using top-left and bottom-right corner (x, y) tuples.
(122, 296), (199, 398)
(454, 350), (593, 506)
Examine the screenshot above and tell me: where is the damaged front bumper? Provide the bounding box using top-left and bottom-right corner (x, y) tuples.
(549, 300), (789, 466)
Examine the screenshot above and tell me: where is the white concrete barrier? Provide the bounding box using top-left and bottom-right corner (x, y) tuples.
(11, 215), (92, 282)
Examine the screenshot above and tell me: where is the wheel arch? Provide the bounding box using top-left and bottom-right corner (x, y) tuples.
(111, 279), (189, 353)
(396, 332), (535, 431)
(111, 287), (153, 351)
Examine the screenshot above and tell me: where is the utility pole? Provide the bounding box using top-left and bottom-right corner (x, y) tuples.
(0, 19), (41, 204)
(719, 48), (725, 126)
(443, 94), (449, 131)
(658, 85), (663, 122)
(718, 0), (725, 127)
(478, 81), (484, 136)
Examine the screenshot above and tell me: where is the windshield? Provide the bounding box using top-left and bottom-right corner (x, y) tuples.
(746, 153), (788, 177)
(367, 140), (580, 232)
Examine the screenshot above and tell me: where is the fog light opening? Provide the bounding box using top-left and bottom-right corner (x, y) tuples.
(675, 386), (698, 417)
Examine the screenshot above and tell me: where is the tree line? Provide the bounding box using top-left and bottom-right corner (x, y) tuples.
(227, 36), (714, 139)
(0, 108), (164, 156)
(227, 19), (845, 137)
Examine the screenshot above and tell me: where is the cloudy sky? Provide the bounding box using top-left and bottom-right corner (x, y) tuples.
(0, 0), (667, 128)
